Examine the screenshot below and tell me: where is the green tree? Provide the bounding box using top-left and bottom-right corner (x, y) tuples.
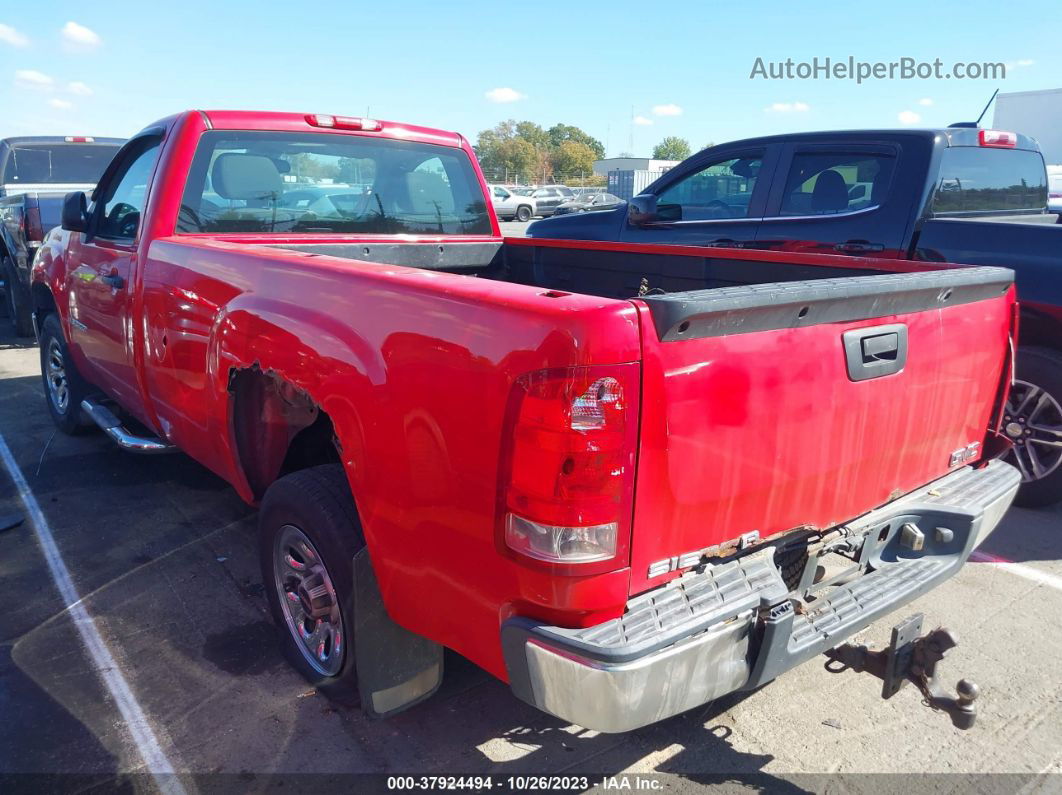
(515, 121), (551, 151)
(551, 140), (596, 179)
(652, 137), (692, 161)
(547, 123), (606, 160)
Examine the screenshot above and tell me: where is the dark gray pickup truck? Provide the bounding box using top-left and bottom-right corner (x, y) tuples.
(1, 135), (123, 335)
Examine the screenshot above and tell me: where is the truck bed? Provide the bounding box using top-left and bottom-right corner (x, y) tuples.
(253, 235), (1014, 595)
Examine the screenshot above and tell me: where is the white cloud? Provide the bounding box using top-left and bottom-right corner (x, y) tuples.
(898, 110), (922, 125)
(67, 80), (92, 96)
(633, 115), (653, 126)
(61, 21), (101, 48)
(918, 97), (934, 107)
(765, 101), (810, 113)
(49, 98), (73, 110)
(0, 23), (29, 47)
(1007, 58), (1034, 70)
(484, 87), (525, 103)
(14, 69), (54, 90)
(652, 103), (683, 117)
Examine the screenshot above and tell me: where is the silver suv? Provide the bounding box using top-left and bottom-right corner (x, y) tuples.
(489, 185), (536, 222)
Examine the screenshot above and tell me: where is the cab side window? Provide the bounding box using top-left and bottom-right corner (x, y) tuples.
(656, 155), (763, 221)
(96, 140), (162, 239)
(778, 152), (895, 217)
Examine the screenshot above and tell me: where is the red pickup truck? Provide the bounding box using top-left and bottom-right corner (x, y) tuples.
(31, 109), (1021, 732)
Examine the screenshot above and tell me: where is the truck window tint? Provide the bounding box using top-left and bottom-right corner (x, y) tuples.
(778, 153), (895, 216)
(97, 140), (161, 239)
(176, 131), (491, 236)
(656, 156), (762, 221)
(2, 143), (122, 184)
(931, 147), (1048, 215)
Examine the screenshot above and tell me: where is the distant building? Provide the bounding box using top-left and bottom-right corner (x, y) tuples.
(592, 157), (680, 177)
(993, 88), (1062, 165)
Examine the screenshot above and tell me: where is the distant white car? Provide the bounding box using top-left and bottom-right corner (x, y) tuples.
(1048, 169), (1062, 216)
(488, 185), (536, 222)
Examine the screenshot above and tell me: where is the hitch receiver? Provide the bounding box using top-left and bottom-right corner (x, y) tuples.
(825, 613), (980, 730)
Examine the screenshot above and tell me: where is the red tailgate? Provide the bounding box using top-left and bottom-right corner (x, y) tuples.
(627, 268), (1015, 595)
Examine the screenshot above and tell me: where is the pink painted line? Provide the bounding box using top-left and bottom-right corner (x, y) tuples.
(970, 550), (1062, 591)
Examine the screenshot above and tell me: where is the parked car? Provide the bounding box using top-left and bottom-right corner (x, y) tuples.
(570, 187), (606, 197)
(529, 185), (574, 216)
(530, 127), (1062, 506)
(1048, 167), (1062, 216)
(32, 109), (1019, 732)
(489, 184), (536, 222)
(551, 192), (623, 216)
(0, 135), (124, 335)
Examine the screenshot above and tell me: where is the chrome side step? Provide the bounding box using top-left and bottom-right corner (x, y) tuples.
(80, 399), (177, 455)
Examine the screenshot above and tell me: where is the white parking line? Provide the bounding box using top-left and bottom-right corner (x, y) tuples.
(0, 432), (187, 793)
(970, 549), (1062, 592)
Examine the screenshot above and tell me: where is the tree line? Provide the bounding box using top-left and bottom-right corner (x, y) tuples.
(474, 120), (706, 184)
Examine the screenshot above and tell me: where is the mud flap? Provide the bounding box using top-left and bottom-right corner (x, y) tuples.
(353, 548), (443, 718)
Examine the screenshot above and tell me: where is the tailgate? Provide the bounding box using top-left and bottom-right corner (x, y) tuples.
(628, 266), (1015, 595)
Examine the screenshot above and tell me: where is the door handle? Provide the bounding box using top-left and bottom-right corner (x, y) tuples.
(834, 241), (885, 254)
(101, 273), (125, 289)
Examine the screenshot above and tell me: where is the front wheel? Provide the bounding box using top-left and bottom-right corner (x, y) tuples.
(260, 465), (363, 700)
(1006, 346), (1062, 507)
(38, 313), (92, 434)
(516, 205), (532, 222)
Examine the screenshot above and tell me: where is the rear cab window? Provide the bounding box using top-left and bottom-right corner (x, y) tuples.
(2, 142), (122, 184)
(930, 147), (1047, 217)
(176, 130), (492, 235)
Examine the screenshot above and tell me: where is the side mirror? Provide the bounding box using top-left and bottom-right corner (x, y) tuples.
(61, 191), (88, 233)
(627, 194), (658, 225)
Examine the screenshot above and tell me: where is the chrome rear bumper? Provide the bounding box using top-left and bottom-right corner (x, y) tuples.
(502, 461), (1020, 733)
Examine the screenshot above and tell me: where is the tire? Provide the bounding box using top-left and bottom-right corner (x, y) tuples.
(1007, 346), (1062, 508)
(259, 464), (364, 701)
(3, 255), (34, 337)
(38, 313), (92, 434)
(516, 205), (532, 222)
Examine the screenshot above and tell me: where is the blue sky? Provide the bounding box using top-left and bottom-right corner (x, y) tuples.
(1, 1), (1059, 155)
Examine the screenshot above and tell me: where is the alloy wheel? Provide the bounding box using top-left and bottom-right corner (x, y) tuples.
(1004, 379), (1062, 483)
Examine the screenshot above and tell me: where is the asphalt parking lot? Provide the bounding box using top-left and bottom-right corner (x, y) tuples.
(0, 313), (1060, 790)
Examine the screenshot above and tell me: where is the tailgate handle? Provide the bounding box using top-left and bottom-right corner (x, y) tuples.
(843, 324), (908, 381)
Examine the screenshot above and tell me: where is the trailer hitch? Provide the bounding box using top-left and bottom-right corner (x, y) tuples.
(824, 613), (980, 730)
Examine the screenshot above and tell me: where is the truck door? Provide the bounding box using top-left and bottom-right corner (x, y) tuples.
(753, 143), (909, 257)
(66, 135), (162, 416)
(621, 147), (777, 247)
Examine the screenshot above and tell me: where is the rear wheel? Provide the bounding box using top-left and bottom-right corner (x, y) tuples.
(3, 255), (34, 337)
(38, 314), (92, 434)
(260, 465), (363, 700)
(516, 205), (532, 222)
(1006, 346), (1062, 507)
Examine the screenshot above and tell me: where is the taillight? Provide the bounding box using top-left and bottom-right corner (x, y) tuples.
(499, 364), (639, 572)
(305, 114), (382, 131)
(25, 206), (44, 242)
(979, 129), (1017, 148)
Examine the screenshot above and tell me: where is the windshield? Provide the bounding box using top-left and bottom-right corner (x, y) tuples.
(2, 143), (121, 184)
(177, 130), (492, 235)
